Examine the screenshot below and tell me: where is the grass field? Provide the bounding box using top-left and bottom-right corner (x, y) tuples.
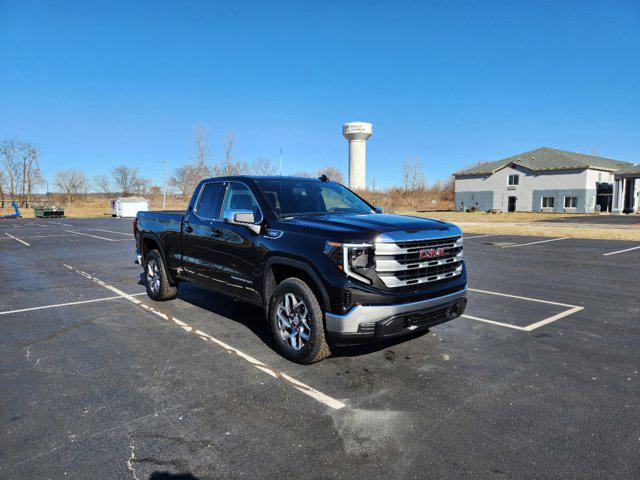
(2, 202), (638, 241)
(407, 211), (640, 241)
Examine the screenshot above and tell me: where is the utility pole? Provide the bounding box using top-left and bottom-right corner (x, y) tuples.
(279, 148), (283, 176)
(159, 160), (167, 210)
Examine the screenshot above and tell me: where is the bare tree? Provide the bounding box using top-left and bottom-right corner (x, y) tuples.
(402, 157), (426, 191)
(212, 132), (249, 176)
(111, 165), (148, 196)
(250, 157), (276, 175)
(19, 143), (43, 207)
(93, 174), (112, 195)
(192, 123), (212, 180)
(54, 169), (88, 203)
(0, 170), (5, 208)
(315, 165), (344, 183)
(291, 170), (314, 178)
(169, 164), (200, 199)
(0, 138), (20, 202)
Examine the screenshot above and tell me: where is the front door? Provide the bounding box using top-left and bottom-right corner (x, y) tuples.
(508, 196), (517, 212)
(209, 182), (265, 304)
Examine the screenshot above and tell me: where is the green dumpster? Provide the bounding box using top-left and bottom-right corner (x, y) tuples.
(34, 207), (65, 218)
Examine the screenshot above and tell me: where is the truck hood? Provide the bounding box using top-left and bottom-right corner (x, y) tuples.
(280, 213), (459, 241)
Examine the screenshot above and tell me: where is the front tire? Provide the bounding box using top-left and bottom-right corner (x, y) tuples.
(144, 249), (177, 301)
(269, 278), (331, 364)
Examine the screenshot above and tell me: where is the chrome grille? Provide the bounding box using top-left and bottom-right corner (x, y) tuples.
(375, 236), (463, 288)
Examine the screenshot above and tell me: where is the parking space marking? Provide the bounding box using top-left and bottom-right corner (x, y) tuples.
(62, 264), (346, 410)
(4, 232), (30, 246)
(603, 245), (640, 256)
(463, 234), (496, 239)
(46, 221), (73, 226)
(88, 228), (134, 236)
(461, 314), (526, 331)
(463, 288), (584, 331)
(0, 233), (73, 241)
(65, 230), (118, 241)
(502, 237), (569, 249)
(0, 293), (147, 316)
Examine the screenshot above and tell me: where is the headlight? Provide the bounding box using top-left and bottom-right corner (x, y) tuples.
(324, 241), (374, 284)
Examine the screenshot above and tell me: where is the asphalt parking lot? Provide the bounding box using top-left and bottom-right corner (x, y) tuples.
(1, 218), (639, 479)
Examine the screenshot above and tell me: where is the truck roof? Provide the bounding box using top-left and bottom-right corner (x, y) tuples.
(203, 175), (323, 182)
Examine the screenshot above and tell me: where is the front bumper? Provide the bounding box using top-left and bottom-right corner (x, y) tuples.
(325, 289), (467, 344)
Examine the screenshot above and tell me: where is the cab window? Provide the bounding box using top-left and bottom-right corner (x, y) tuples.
(221, 183), (263, 223)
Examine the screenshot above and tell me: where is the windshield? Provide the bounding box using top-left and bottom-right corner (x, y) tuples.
(255, 179), (374, 218)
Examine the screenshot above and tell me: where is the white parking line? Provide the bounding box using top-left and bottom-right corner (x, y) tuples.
(461, 314), (526, 331)
(0, 293), (147, 316)
(603, 245), (640, 256)
(502, 237), (569, 249)
(62, 264), (345, 410)
(468, 288), (578, 308)
(0, 234), (73, 241)
(463, 234), (496, 240)
(65, 230), (118, 241)
(463, 288), (584, 332)
(88, 228), (134, 236)
(4, 232), (30, 246)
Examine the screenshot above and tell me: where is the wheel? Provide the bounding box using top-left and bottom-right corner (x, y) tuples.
(269, 277), (331, 364)
(144, 249), (177, 301)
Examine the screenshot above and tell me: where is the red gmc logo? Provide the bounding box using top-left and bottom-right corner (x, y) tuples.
(420, 247), (446, 260)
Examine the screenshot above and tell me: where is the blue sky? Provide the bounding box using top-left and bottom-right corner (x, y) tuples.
(1, 0), (639, 190)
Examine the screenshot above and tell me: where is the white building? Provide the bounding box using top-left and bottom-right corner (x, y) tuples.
(613, 163), (640, 214)
(454, 147), (636, 214)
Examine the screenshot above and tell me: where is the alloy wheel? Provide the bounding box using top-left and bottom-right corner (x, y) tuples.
(276, 292), (311, 350)
(147, 258), (160, 294)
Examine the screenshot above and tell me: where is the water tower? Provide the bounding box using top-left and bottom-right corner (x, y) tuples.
(343, 122), (372, 190)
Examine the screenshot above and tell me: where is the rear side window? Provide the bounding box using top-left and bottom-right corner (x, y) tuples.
(195, 183), (224, 219)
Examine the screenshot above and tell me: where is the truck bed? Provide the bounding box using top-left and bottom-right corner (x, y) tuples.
(136, 210), (185, 270)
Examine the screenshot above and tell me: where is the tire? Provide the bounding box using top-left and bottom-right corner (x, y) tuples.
(269, 277), (331, 364)
(144, 249), (177, 301)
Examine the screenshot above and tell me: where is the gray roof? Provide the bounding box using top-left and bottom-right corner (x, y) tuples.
(454, 147), (634, 176)
(615, 163), (640, 175)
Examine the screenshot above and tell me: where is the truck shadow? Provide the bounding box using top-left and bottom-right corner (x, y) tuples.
(150, 277), (431, 359)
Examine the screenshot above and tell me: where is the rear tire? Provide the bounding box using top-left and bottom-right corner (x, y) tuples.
(269, 278), (331, 364)
(144, 249), (177, 301)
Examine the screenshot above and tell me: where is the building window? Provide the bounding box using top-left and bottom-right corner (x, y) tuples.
(508, 174), (519, 186)
(564, 196), (577, 208)
(542, 197), (555, 208)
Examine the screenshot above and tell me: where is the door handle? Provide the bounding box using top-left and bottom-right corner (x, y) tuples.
(210, 228), (222, 237)
(184, 225), (193, 233)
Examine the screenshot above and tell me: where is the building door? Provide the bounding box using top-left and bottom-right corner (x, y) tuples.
(623, 179), (635, 213)
(508, 196), (516, 212)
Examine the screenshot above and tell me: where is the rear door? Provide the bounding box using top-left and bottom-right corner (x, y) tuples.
(181, 181), (225, 285)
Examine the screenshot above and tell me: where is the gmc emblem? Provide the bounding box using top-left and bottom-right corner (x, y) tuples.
(420, 247), (446, 260)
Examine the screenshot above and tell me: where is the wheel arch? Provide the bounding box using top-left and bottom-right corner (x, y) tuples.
(263, 256), (329, 320)
(139, 233), (178, 286)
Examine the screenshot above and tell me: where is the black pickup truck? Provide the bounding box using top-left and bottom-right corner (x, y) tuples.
(135, 176), (467, 363)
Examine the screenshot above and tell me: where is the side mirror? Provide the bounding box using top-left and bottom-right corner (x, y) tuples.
(223, 209), (261, 234)
(374, 206), (383, 214)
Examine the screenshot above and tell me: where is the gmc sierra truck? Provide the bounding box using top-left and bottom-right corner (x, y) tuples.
(135, 175), (467, 364)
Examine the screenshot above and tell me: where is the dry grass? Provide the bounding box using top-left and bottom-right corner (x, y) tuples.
(405, 211), (640, 241)
(3, 197), (638, 241)
(0, 196), (188, 219)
